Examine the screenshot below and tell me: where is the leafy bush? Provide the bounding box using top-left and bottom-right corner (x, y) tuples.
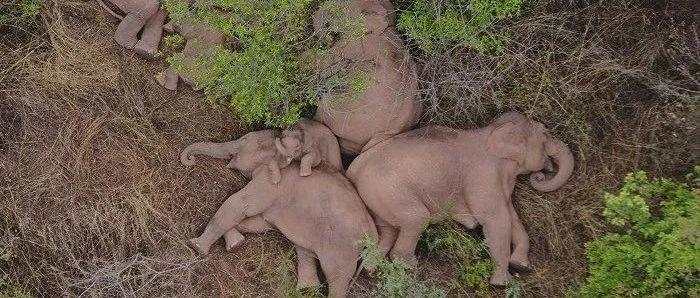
(577, 169), (699, 297)
(360, 235), (445, 297)
(0, 0), (42, 28)
(418, 221), (495, 295)
(396, 0), (522, 53)
(162, 0), (318, 127)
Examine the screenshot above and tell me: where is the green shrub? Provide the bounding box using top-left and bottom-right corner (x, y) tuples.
(162, 0), (318, 127)
(418, 221), (494, 295)
(0, 0), (42, 28)
(396, 0), (522, 53)
(360, 235), (445, 297)
(577, 169), (700, 297)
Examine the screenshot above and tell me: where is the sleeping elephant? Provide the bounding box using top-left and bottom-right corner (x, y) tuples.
(182, 130), (376, 297)
(312, 0), (422, 155)
(97, 0), (167, 58)
(275, 119), (344, 177)
(346, 112), (575, 285)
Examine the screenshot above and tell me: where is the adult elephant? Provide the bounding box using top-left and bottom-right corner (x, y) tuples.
(97, 0), (170, 58)
(312, 0), (423, 155)
(182, 130), (377, 297)
(346, 112), (574, 285)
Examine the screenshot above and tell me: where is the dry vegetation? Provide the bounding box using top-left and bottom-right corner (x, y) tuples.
(1, 0), (697, 297)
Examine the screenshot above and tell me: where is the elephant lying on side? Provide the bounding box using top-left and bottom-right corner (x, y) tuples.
(183, 129), (373, 297)
(97, 0), (167, 58)
(347, 112), (575, 285)
(312, 0), (423, 154)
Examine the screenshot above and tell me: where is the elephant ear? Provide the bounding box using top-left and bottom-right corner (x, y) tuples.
(487, 121), (527, 162)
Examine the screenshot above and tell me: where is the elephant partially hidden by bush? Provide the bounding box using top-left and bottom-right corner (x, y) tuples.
(312, 0), (423, 155)
(181, 128), (376, 297)
(347, 112), (575, 285)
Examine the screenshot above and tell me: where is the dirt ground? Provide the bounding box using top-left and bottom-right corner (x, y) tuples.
(1, 0), (697, 297)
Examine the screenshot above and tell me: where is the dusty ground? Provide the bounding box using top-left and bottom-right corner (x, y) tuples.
(1, 0), (697, 297)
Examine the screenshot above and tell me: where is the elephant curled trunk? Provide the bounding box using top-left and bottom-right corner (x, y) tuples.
(180, 141), (240, 166)
(529, 137), (574, 192)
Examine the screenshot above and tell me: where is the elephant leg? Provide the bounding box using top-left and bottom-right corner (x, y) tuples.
(375, 216), (397, 256)
(295, 246), (320, 289)
(189, 191), (250, 255)
(223, 215), (273, 251)
(319, 252), (356, 298)
(115, 3), (159, 49)
(389, 203), (429, 267)
(453, 202), (478, 229)
(508, 204), (531, 271)
(134, 8), (166, 59)
(472, 193), (513, 286)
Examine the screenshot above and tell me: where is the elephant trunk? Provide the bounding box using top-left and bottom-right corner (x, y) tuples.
(529, 137), (574, 192)
(180, 141), (239, 166)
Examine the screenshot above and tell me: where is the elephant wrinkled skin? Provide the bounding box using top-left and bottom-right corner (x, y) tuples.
(347, 112), (575, 285)
(312, 0), (423, 155)
(97, 0), (166, 58)
(182, 130), (376, 297)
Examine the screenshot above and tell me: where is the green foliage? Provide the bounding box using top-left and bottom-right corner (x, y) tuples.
(161, 34), (185, 51)
(397, 0), (522, 54)
(359, 235), (445, 297)
(0, 0), (42, 28)
(418, 221), (495, 295)
(578, 170), (700, 297)
(162, 0), (318, 127)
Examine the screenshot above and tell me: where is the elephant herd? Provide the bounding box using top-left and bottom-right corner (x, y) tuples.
(98, 0), (575, 297)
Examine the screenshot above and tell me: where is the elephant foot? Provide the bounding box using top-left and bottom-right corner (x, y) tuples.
(115, 34), (138, 50)
(299, 168), (312, 177)
(188, 237), (210, 255)
(390, 251), (418, 268)
(509, 254), (533, 273)
(296, 273), (320, 290)
(134, 41), (159, 60)
(224, 230), (245, 251)
(489, 269), (512, 286)
(155, 71), (178, 91)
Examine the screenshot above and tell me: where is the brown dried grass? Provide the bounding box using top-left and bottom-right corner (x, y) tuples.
(0, 0), (696, 297)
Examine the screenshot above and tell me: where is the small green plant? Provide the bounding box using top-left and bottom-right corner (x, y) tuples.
(161, 34), (185, 52)
(0, 245), (31, 297)
(418, 221), (495, 295)
(360, 235), (445, 297)
(397, 0), (522, 54)
(162, 0), (318, 127)
(0, 0), (42, 28)
(577, 169), (700, 297)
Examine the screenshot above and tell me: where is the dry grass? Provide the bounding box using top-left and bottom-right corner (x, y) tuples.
(0, 0), (697, 297)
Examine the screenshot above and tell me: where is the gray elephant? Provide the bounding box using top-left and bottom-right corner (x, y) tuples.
(182, 130), (377, 297)
(346, 112), (575, 285)
(97, 0), (167, 58)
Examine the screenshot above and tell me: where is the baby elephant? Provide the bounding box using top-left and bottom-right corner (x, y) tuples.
(97, 0), (166, 58)
(347, 112), (574, 285)
(275, 119), (344, 177)
(183, 130), (377, 297)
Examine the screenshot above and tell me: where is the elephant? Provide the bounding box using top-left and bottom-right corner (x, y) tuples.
(97, 0), (167, 58)
(311, 0), (423, 155)
(182, 130), (378, 297)
(155, 16), (225, 91)
(346, 112), (575, 285)
(275, 119), (344, 177)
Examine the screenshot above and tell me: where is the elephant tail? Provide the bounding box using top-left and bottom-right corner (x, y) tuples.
(96, 0), (125, 20)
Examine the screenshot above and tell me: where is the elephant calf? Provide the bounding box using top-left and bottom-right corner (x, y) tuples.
(97, 0), (166, 58)
(347, 112), (574, 285)
(183, 130), (376, 297)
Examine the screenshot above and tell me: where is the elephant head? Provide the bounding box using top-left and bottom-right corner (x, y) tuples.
(274, 129), (304, 167)
(180, 130), (290, 179)
(486, 112), (574, 192)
